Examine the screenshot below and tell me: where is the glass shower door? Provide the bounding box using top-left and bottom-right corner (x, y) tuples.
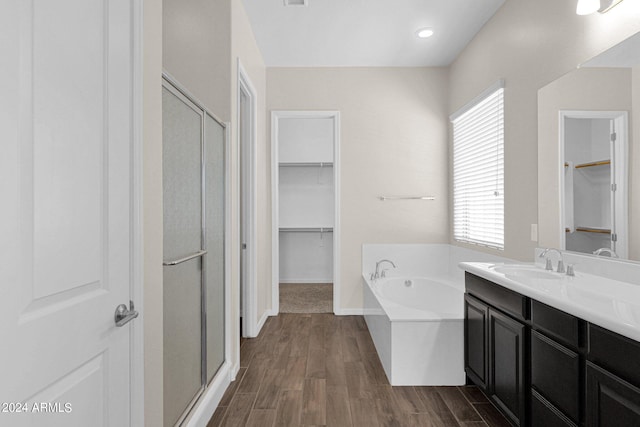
(162, 85), (205, 427)
(162, 78), (227, 427)
(205, 113), (225, 382)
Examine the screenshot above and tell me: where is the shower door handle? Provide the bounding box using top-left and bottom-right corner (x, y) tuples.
(163, 250), (208, 266)
(114, 300), (139, 327)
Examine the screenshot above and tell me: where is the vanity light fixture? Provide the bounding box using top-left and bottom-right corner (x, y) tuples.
(576, 0), (600, 15)
(416, 28), (434, 39)
(598, 0), (626, 13)
(576, 0), (625, 15)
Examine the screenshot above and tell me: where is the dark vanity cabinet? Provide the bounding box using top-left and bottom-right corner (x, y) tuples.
(530, 300), (583, 427)
(464, 274), (527, 427)
(489, 308), (526, 426)
(464, 294), (489, 390)
(586, 325), (640, 427)
(464, 272), (640, 427)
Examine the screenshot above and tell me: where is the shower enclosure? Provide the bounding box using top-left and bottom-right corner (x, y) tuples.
(162, 76), (226, 426)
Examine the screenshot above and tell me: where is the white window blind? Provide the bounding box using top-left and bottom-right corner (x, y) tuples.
(451, 82), (504, 250)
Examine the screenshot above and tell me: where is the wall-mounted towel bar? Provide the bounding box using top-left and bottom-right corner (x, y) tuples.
(279, 162), (333, 167)
(163, 250), (208, 266)
(279, 227), (333, 232)
(378, 196), (435, 201)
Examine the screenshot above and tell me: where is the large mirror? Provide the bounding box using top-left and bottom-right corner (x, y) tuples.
(538, 32), (640, 261)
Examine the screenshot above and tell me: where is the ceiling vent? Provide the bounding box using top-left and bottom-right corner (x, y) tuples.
(284, 0), (308, 6)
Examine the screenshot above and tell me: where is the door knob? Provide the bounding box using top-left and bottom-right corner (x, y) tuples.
(114, 300), (139, 327)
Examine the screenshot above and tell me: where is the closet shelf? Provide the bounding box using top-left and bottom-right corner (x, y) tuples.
(279, 162), (333, 167)
(574, 160), (610, 169)
(573, 226), (611, 234)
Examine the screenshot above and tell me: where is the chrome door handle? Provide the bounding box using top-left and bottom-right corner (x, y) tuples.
(115, 300), (139, 327)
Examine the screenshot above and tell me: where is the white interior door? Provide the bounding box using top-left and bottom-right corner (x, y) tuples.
(0, 1), (136, 426)
(238, 66), (257, 338)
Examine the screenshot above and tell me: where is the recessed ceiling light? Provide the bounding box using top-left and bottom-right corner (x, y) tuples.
(416, 28), (434, 39)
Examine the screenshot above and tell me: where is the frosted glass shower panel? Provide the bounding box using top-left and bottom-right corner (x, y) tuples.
(278, 117), (334, 163)
(162, 87), (203, 259)
(162, 86), (204, 426)
(204, 113), (225, 382)
(163, 260), (203, 427)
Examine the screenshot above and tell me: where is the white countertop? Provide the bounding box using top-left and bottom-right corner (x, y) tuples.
(460, 262), (640, 342)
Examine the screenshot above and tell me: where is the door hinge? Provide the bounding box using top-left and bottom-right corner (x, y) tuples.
(242, 243), (247, 249)
(611, 132), (617, 142)
(612, 233), (618, 242)
(612, 183), (617, 192)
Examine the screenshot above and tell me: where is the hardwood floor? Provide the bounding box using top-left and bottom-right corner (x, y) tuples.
(208, 314), (510, 427)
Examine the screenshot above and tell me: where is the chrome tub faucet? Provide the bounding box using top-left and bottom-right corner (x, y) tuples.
(372, 259), (397, 280)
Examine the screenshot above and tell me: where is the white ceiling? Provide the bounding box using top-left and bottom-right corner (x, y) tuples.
(241, 0), (505, 67)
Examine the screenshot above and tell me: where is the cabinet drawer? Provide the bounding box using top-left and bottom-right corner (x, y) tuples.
(588, 324), (640, 389)
(586, 362), (640, 427)
(531, 389), (577, 427)
(465, 273), (527, 321)
(531, 330), (580, 422)
(531, 299), (583, 350)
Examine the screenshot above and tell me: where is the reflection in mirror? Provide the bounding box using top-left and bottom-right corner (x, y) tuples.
(561, 111), (628, 258)
(538, 32), (640, 261)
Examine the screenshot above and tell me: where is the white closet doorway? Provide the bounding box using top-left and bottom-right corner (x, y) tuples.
(271, 111), (341, 314)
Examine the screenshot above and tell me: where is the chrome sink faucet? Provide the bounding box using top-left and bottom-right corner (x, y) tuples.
(593, 247), (619, 258)
(539, 248), (566, 273)
(372, 259), (397, 280)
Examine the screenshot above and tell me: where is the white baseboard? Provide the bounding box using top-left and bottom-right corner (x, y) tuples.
(256, 310), (269, 336)
(335, 308), (364, 316)
(231, 362), (240, 381)
(184, 361), (232, 427)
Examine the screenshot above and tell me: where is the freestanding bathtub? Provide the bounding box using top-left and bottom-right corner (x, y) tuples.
(362, 244), (510, 386)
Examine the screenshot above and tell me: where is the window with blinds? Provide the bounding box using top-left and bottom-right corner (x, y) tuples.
(451, 81), (504, 250)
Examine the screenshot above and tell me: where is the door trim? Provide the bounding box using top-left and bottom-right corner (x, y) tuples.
(131, 0), (144, 425)
(237, 60), (259, 337)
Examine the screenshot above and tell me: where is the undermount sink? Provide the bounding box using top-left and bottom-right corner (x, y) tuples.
(491, 264), (563, 280)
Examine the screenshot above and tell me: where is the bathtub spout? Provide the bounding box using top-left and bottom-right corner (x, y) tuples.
(374, 259), (397, 279)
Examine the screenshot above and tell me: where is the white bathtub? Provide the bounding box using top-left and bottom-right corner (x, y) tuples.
(362, 244), (511, 386)
(375, 277), (462, 317)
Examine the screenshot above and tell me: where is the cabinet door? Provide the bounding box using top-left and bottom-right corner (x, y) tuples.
(531, 390), (578, 427)
(586, 362), (640, 427)
(531, 330), (580, 423)
(489, 308), (526, 427)
(465, 294), (489, 390)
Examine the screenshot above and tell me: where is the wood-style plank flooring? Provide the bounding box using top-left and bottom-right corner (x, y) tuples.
(208, 314), (510, 427)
